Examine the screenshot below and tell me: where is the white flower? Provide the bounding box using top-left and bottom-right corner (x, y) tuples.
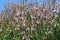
(22, 35), (27, 40)
(53, 10), (56, 12)
(42, 21), (45, 23)
(37, 21), (40, 24)
(45, 32), (48, 35)
(34, 17), (36, 19)
(22, 11), (24, 14)
(17, 28), (19, 30)
(19, 32), (24, 35)
(43, 9), (46, 11)
(45, 32), (47, 34)
(31, 27), (35, 31)
(51, 20), (55, 24)
(31, 15), (33, 19)
(9, 30), (12, 32)
(33, 7), (38, 10)
(48, 31), (52, 34)
(44, 22), (46, 25)
(26, 27), (30, 31)
(23, 36), (25, 40)
(0, 28), (2, 32)
(32, 19), (34, 22)
(23, 20), (25, 23)
(15, 28), (18, 30)
(17, 24), (20, 27)
(55, 15), (57, 18)
(6, 28), (9, 31)
(46, 16), (48, 18)
(13, 37), (15, 40)
(41, 14), (43, 18)
(57, 23), (59, 26)
(4, 35), (8, 37)
(32, 24), (34, 27)
(15, 27), (19, 30)
(54, 24), (56, 27)
(52, 20), (55, 23)
(15, 18), (18, 22)
(21, 17), (24, 20)
(16, 12), (20, 16)
(43, 16), (47, 18)
(15, 17), (17, 20)
(23, 23), (25, 27)
(26, 37), (30, 40)
(38, 14), (40, 16)
(26, 38), (30, 40)
(30, 35), (32, 37)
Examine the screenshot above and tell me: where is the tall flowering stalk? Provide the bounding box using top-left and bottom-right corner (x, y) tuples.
(0, 0), (60, 40)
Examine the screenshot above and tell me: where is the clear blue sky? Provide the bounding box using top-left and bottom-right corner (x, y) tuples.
(0, 0), (60, 12)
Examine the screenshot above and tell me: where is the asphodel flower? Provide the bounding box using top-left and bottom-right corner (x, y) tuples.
(0, 28), (2, 32)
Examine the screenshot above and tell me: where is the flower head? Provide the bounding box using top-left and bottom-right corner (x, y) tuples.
(0, 28), (2, 32)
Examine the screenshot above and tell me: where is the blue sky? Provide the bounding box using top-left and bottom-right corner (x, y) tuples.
(0, 0), (60, 12)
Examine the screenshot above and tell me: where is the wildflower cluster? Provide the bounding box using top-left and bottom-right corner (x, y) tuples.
(0, 0), (60, 40)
